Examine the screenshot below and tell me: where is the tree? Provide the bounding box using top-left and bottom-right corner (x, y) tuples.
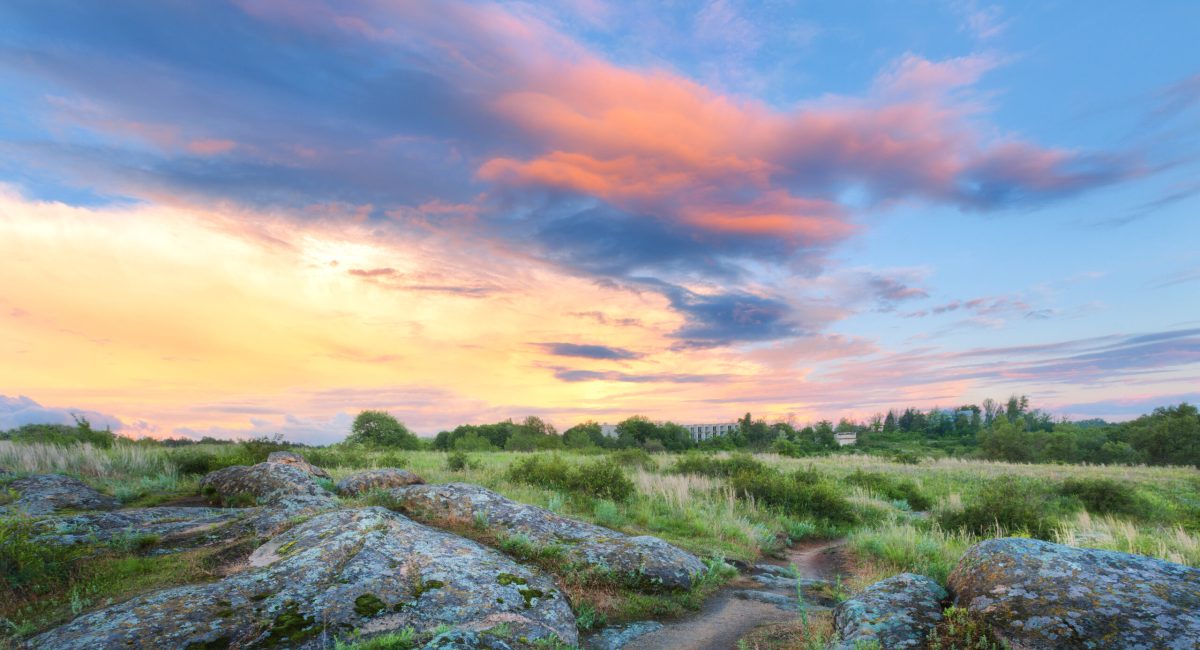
(347, 410), (420, 449)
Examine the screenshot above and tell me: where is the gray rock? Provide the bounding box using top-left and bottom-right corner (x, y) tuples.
(733, 589), (799, 609)
(200, 461), (334, 504)
(585, 621), (664, 650)
(948, 537), (1200, 650)
(2, 474), (118, 515)
(266, 450), (332, 479)
(833, 573), (947, 650)
(30, 506), (241, 547)
(420, 629), (515, 650)
(754, 563), (798, 578)
(390, 482), (705, 590)
(31, 507), (578, 649)
(337, 468), (426, 496)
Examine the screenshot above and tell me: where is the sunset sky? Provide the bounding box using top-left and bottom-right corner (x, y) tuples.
(1, 1), (1198, 443)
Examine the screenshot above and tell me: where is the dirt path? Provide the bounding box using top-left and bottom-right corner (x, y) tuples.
(610, 539), (845, 650)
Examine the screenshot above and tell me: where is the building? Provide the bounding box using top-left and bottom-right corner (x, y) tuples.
(835, 431), (857, 446)
(598, 421), (738, 442)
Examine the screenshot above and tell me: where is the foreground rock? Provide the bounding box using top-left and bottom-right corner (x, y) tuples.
(31, 506), (241, 547)
(337, 468), (425, 496)
(2, 474), (118, 515)
(833, 573), (947, 650)
(32, 507), (577, 649)
(949, 537), (1200, 649)
(266, 450), (332, 479)
(200, 461), (333, 504)
(389, 482), (705, 590)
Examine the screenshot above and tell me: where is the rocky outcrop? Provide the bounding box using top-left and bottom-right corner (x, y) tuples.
(948, 537), (1200, 650)
(337, 468), (426, 496)
(266, 450), (331, 479)
(200, 461), (333, 504)
(833, 573), (947, 650)
(31, 507), (578, 649)
(30, 506), (241, 547)
(584, 621), (664, 650)
(2, 474), (118, 515)
(389, 482), (705, 590)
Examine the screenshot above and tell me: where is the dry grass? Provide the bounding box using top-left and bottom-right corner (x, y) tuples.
(1056, 510), (1200, 566)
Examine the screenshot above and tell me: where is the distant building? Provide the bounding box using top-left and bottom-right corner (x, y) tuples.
(682, 422), (737, 442)
(835, 431), (857, 446)
(598, 420), (738, 442)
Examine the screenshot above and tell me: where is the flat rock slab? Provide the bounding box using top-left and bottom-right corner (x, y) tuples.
(2, 474), (118, 515)
(337, 468), (426, 496)
(265, 450), (332, 479)
(833, 572), (947, 650)
(585, 621), (665, 650)
(31, 506), (242, 547)
(390, 482), (705, 590)
(200, 461), (334, 504)
(31, 507), (577, 649)
(948, 537), (1200, 650)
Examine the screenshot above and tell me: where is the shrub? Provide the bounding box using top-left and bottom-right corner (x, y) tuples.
(1059, 478), (1141, 516)
(0, 516), (83, 602)
(670, 453), (766, 478)
(172, 449), (219, 475)
(843, 470), (933, 511)
(608, 448), (658, 470)
(445, 451), (477, 472)
(926, 606), (1006, 650)
(731, 467), (856, 525)
(507, 455), (635, 502)
(938, 476), (1063, 540)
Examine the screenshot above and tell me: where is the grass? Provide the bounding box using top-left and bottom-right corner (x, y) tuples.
(3, 441), (1199, 646)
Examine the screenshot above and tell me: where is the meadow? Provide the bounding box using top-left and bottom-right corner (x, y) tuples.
(3, 437), (1197, 648)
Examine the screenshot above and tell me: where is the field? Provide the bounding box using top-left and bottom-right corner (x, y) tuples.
(2, 440), (1198, 646)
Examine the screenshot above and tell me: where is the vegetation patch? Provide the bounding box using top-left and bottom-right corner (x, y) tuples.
(925, 606), (1009, 649)
(507, 455), (635, 502)
(354, 593), (387, 618)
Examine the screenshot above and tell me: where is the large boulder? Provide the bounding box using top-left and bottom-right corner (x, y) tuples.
(389, 483), (705, 590)
(833, 573), (947, 650)
(2, 474), (118, 515)
(266, 450), (331, 479)
(948, 537), (1200, 649)
(337, 468), (426, 496)
(31, 507), (577, 649)
(200, 461), (333, 505)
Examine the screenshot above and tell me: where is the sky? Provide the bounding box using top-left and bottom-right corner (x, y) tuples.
(1, 1), (1198, 444)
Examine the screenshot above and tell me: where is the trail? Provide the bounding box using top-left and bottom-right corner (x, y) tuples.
(591, 539), (845, 650)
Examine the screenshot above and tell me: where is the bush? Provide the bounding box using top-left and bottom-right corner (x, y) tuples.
(608, 448), (657, 470)
(507, 455), (635, 502)
(445, 451), (477, 472)
(670, 453), (766, 478)
(843, 470), (933, 511)
(171, 449), (218, 475)
(730, 467), (856, 525)
(938, 476), (1063, 540)
(0, 516), (83, 602)
(1059, 477), (1142, 516)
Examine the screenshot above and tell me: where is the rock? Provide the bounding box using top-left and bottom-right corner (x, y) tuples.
(754, 563), (798, 578)
(389, 482), (705, 590)
(833, 573), (947, 650)
(585, 621), (664, 650)
(240, 494), (339, 537)
(419, 629), (515, 650)
(266, 450), (332, 479)
(2, 474), (118, 515)
(948, 537), (1200, 650)
(200, 461), (334, 505)
(30, 506), (242, 547)
(31, 507), (578, 649)
(337, 468), (426, 496)
(733, 589), (799, 609)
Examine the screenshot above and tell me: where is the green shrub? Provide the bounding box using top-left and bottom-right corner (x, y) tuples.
(507, 455), (635, 501)
(0, 516), (83, 601)
(730, 467), (856, 525)
(171, 449), (218, 475)
(670, 453), (766, 478)
(608, 448), (658, 470)
(843, 470), (933, 511)
(938, 476), (1063, 540)
(445, 451), (477, 472)
(1059, 478), (1141, 517)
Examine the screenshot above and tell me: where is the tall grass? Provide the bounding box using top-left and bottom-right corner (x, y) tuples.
(0, 441), (172, 478)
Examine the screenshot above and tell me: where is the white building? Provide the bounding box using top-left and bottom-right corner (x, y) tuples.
(598, 421), (738, 442)
(835, 431), (857, 446)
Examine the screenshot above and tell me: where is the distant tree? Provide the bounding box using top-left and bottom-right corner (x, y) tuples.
(563, 421), (605, 448)
(1121, 403), (1199, 467)
(347, 410), (420, 449)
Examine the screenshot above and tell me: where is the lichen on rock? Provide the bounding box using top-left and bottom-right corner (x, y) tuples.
(948, 537), (1200, 650)
(336, 468), (426, 496)
(832, 572), (947, 649)
(30, 507), (577, 649)
(2, 473), (118, 515)
(387, 482), (705, 590)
